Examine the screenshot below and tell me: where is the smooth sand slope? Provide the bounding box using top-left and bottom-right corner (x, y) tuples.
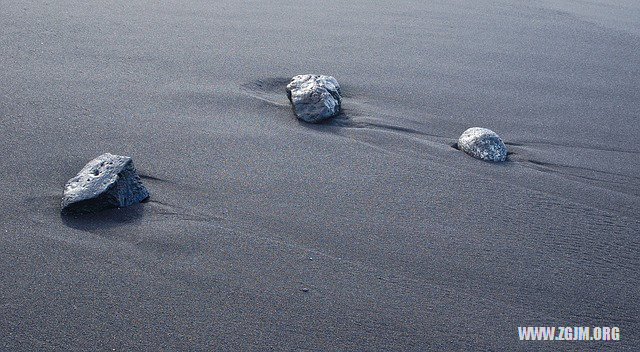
(1, 0), (639, 350)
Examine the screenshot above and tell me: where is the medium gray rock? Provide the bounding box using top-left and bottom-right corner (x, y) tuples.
(61, 153), (149, 213)
(286, 74), (342, 123)
(458, 127), (507, 162)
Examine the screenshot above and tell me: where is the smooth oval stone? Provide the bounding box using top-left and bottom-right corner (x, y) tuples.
(61, 153), (149, 213)
(285, 74), (342, 123)
(458, 127), (507, 162)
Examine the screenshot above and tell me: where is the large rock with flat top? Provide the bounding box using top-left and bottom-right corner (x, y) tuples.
(61, 153), (149, 213)
(286, 74), (342, 123)
(458, 127), (507, 162)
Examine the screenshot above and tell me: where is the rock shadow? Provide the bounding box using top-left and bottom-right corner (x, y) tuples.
(61, 201), (147, 232)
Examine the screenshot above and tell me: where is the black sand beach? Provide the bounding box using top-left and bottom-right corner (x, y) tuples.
(1, 0), (639, 350)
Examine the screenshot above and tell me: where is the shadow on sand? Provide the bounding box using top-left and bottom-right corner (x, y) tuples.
(60, 202), (147, 232)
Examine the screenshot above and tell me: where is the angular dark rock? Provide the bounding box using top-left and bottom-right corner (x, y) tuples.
(286, 74), (342, 123)
(61, 153), (149, 213)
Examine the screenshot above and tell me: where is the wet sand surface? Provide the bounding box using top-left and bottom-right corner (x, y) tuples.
(1, 0), (639, 350)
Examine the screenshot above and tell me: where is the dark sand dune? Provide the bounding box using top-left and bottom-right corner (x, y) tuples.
(1, 0), (639, 350)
